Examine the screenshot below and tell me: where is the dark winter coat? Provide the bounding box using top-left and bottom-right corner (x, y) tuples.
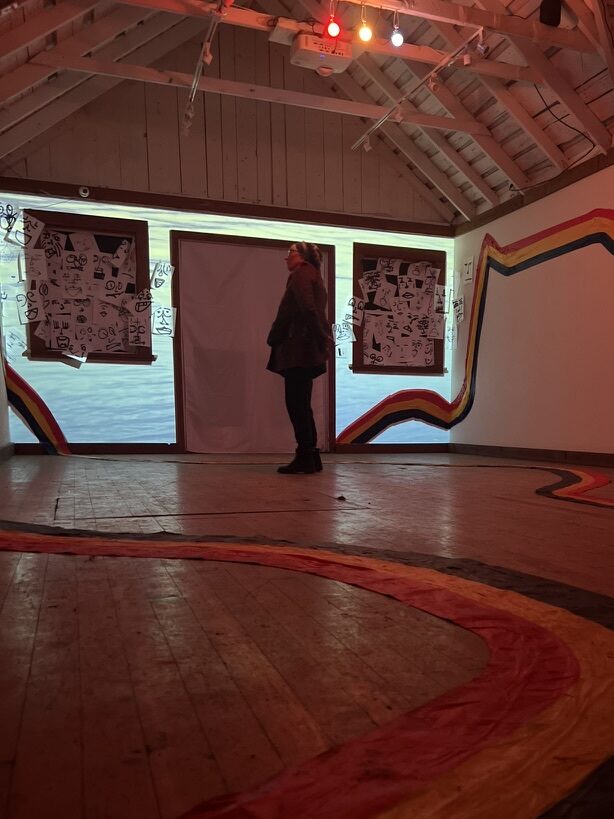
(266, 261), (331, 376)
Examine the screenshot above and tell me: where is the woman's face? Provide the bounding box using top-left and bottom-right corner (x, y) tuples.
(285, 245), (302, 270)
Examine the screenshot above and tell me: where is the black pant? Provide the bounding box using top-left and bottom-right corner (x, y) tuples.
(283, 368), (317, 451)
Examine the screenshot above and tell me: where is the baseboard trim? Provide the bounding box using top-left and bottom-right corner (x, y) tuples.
(13, 443), (183, 455)
(10, 441), (614, 466)
(332, 444), (449, 454)
(450, 444), (614, 468)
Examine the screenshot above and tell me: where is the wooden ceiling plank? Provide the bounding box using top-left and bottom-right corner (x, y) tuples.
(0, 15), (205, 159)
(370, 135), (457, 222)
(0, 6), (155, 107)
(0, 0), (102, 63)
(431, 20), (567, 171)
(564, 0), (602, 50)
(388, 57), (531, 189)
(357, 53), (499, 206)
(587, 0), (614, 89)
(331, 70), (476, 220)
(475, 0), (612, 153)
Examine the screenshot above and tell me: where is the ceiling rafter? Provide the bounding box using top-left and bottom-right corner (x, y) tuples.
(292, 0), (497, 207)
(29, 50), (492, 136)
(330, 69), (477, 219)
(587, 0), (614, 88)
(0, 3), (456, 223)
(356, 53), (499, 207)
(0, 14), (200, 160)
(249, 0), (475, 218)
(429, 20), (568, 172)
(117, 0), (596, 52)
(115, 0), (540, 83)
(0, 0), (101, 63)
(337, 0), (595, 52)
(260, 0), (469, 217)
(564, 0), (602, 51)
(475, 0), (612, 155)
(298, 0), (530, 191)
(0, 5), (156, 112)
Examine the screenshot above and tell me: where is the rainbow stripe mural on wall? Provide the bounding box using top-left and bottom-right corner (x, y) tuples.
(337, 208), (614, 445)
(3, 358), (70, 455)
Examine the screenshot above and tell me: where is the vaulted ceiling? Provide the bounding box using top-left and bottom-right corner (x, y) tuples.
(1, 0), (613, 224)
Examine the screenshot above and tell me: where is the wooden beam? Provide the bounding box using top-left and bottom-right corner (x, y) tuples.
(27, 51), (490, 135)
(0, 5), (155, 109)
(0, 16), (206, 160)
(588, 0), (614, 88)
(357, 53), (499, 207)
(357, 39), (538, 83)
(431, 20), (568, 172)
(348, 0), (594, 52)
(0, 0), (101, 63)
(402, 59), (532, 190)
(475, 0), (612, 154)
(294, 0), (496, 211)
(259, 0), (458, 220)
(116, 0), (539, 83)
(331, 71), (477, 220)
(298, 0), (531, 192)
(564, 0), (602, 51)
(118, 0), (596, 52)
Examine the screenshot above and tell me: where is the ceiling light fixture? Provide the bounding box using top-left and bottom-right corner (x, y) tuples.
(358, 2), (372, 43)
(390, 11), (403, 47)
(326, 0), (340, 37)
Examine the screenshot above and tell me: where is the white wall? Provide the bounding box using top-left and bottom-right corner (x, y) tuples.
(452, 164), (614, 453)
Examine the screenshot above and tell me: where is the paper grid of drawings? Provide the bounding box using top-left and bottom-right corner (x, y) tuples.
(355, 257), (446, 367)
(1, 210), (168, 361)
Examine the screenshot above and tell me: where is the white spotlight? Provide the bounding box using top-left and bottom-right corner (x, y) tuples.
(390, 12), (403, 48)
(391, 28), (403, 47)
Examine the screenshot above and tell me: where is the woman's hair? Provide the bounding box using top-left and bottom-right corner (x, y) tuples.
(293, 241), (322, 270)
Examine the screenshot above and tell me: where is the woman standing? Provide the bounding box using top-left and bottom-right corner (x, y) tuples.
(267, 242), (331, 474)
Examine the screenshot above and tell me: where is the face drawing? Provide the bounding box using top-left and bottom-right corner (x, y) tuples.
(152, 305), (173, 335)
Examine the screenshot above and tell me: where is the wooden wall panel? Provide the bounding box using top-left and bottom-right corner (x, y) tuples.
(115, 81), (150, 193)
(144, 82), (181, 194)
(218, 25), (239, 203)
(303, 71), (326, 213)
(269, 43), (288, 208)
(7, 31), (447, 225)
(255, 35), (273, 207)
(203, 34), (224, 201)
(283, 55), (307, 211)
(174, 40), (207, 198)
(234, 27), (259, 204)
(322, 110), (344, 214)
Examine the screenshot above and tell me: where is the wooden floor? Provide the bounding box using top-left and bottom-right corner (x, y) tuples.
(0, 453), (613, 819)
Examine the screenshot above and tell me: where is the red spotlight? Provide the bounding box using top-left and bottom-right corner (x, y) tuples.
(326, 15), (340, 38)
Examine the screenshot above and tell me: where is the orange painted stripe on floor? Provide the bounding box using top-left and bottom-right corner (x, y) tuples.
(1, 532), (613, 818)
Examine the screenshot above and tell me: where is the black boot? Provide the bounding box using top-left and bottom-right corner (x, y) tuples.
(314, 448), (323, 472)
(278, 449), (316, 474)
